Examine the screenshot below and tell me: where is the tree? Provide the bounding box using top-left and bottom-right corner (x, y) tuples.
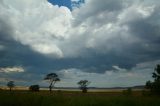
(29, 85), (39, 92)
(145, 80), (152, 89)
(152, 64), (160, 81)
(77, 80), (90, 93)
(145, 64), (160, 94)
(7, 81), (15, 91)
(44, 73), (60, 92)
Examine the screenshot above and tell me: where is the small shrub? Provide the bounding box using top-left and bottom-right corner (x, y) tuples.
(57, 90), (62, 93)
(123, 88), (132, 96)
(142, 89), (151, 96)
(29, 85), (39, 92)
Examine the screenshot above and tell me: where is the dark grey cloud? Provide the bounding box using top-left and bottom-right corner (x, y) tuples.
(0, 19), (13, 41)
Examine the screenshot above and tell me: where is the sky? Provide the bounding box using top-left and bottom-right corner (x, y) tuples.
(0, 0), (160, 88)
(48, 0), (72, 10)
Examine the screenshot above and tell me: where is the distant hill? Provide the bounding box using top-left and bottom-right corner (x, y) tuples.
(88, 85), (145, 90)
(0, 85), (145, 91)
(41, 85), (145, 90)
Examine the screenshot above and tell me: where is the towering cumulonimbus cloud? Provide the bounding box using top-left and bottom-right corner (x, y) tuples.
(1, 0), (160, 59)
(0, 0), (73, 58)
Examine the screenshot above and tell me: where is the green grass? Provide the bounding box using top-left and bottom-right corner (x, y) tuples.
(0, 90), (160, 106)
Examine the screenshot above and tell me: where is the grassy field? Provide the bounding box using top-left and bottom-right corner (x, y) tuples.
(0, 90), (160, 106)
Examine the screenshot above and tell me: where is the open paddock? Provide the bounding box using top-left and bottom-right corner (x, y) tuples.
(0, 89), (159, 106)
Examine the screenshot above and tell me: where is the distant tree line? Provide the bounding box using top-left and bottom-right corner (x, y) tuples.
(7, 64), (160, 95)
(6, 72), (91, 93)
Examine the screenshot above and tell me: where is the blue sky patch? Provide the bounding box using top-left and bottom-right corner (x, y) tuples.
(48, 0), (72, 10)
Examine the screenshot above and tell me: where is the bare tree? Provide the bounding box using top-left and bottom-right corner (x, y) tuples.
(7, 81), (15, 91)
(44, 73), (60, 92)
(77, 80), (90, 93)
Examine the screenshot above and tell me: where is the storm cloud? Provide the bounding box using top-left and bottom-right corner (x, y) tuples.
(0, 0), (160, 87)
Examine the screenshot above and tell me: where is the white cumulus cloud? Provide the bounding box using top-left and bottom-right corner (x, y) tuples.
(0, 0), (72, 58)
(1, 0), (160, 59)
(0, 66), (25, 73)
